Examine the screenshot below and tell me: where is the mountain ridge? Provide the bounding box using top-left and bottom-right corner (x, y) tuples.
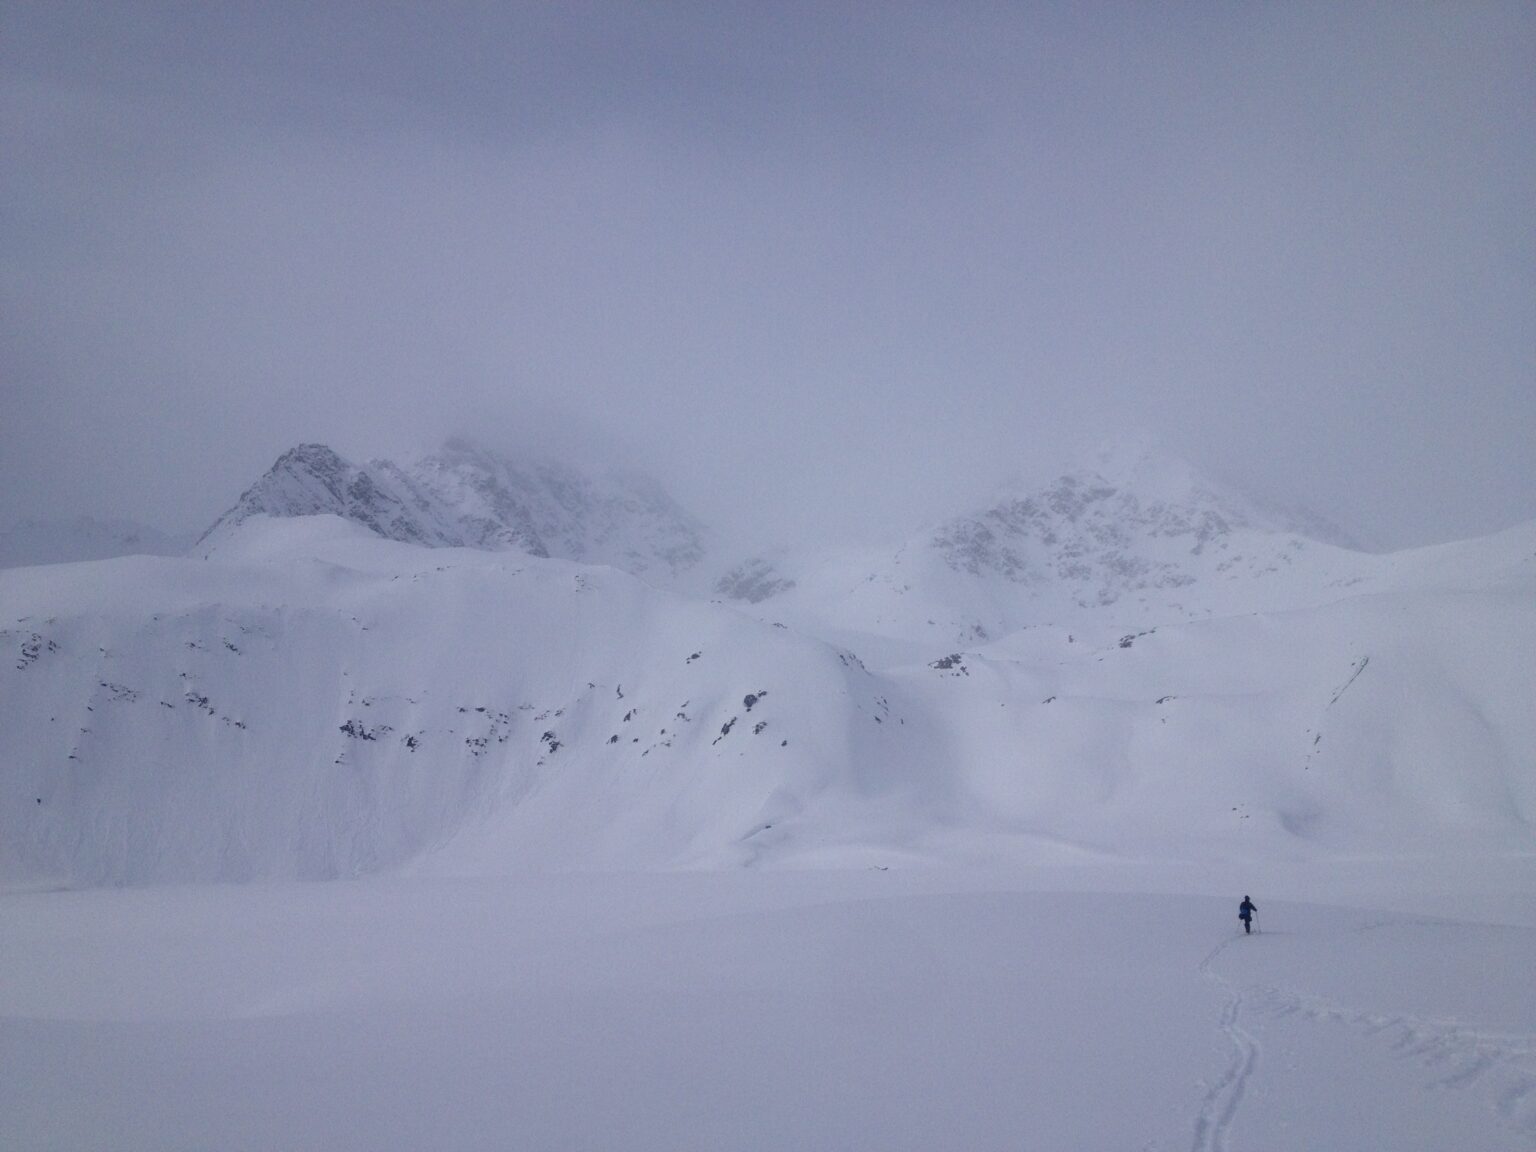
(3, 512), (1531, 884)
(199, 439), (710, 580)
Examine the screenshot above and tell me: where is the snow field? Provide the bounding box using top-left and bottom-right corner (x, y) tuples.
(3, 867), (1534, 1151)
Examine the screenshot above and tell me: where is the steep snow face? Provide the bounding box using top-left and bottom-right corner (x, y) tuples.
(0, 517), (190, 569)
(907, 585), (1536, 861)
(0, 518), (930, 885)
(198, 440), (709, 579)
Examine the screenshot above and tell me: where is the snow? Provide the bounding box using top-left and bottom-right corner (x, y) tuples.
(4, 442), (1536, 1148)
(4, 511), (1535, 884)
(3, 866), (1535, 1151)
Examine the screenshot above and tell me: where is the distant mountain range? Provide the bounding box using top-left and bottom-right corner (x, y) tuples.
(0, 435), (1445, 652)
(184, 435), (1385, 641)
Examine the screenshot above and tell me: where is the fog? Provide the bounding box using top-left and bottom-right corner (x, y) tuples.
(3, 2), (1532, 549)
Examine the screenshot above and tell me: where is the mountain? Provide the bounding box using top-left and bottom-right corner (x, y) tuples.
(203, 436), (1370, 639)
(723, 437), (1382, 647)
(0, 516), (191, 569)
(3, 512), (1533, 884)
(199, 439), (709, 580)
(5, 435), (1533, 885)
(1, 516), (925, 884)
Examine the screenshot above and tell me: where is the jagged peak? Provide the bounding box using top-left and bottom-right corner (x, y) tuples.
(273, 442), (352, 470)
(978, 434), (1284, 533)
(200, 438), (709, 577)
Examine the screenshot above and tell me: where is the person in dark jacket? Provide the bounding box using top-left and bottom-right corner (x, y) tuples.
(1239, 895), (1257, 934)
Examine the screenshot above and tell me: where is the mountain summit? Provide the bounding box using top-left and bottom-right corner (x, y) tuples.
(930, 437), (1305, 592)
(722, 437), (1376, 643)
(199, 439), (709, 578)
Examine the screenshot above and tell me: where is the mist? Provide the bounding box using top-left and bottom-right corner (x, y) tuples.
(3, 2), (1532, 550)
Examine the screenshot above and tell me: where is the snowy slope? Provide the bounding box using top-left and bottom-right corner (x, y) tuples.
(4, 871), (1535, 1151)
(889, 572), (1536, 862)
(4, 513), (1534, 885)
(5, 484), (1536, 1152)
(1, 516), (929, 885)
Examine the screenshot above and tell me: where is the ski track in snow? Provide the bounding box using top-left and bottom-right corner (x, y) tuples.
(1245, 983), (1536, 1141)
(1192, 935), (1258, 1152)
(1194, 922), (1536, 1150)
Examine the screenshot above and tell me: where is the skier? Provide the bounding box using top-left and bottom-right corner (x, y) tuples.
(1239, 895), (1257, 934)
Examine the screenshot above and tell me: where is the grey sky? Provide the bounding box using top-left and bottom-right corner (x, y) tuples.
(3, 2), (1532, 549)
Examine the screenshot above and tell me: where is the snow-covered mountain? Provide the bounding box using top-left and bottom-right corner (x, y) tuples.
(203, 435), (1369, 641)
(200, 439), (709, 580)
(0, 516), (191, 569)
(1, 517), (929, 884)
(725, 438), (1383, 647)
(3, 508), (1533, 884)
(4, 433), (1533, 885)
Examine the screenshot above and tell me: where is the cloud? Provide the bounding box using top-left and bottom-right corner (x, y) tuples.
(3, 3), (1533, 547)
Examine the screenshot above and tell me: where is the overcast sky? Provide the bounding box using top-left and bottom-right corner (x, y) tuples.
(3, 2), (1532, 549)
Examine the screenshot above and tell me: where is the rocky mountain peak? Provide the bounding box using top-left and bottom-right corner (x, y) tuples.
(199, 440), (709, 578)
(924, 439), (1351, 610)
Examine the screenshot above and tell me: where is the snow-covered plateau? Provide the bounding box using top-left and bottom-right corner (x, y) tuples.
(3, 440), (1534, 1149)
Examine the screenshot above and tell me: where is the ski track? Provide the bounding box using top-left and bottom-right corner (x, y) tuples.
(1192, 936), (1258, 1152)
(1246, 983), (1536, 1141)
(1194, 924), (1536, 1150)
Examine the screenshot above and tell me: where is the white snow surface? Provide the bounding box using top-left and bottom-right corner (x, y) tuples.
(3, 867), (1536, 1151)
(5, 457), (1536, 1149)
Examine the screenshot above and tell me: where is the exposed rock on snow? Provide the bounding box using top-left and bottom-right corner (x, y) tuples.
(715, 555), (796, 602)
(749, 439), (1396, 644)
(929, 439), (1309, 603)
(199, 439), (709, 578)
